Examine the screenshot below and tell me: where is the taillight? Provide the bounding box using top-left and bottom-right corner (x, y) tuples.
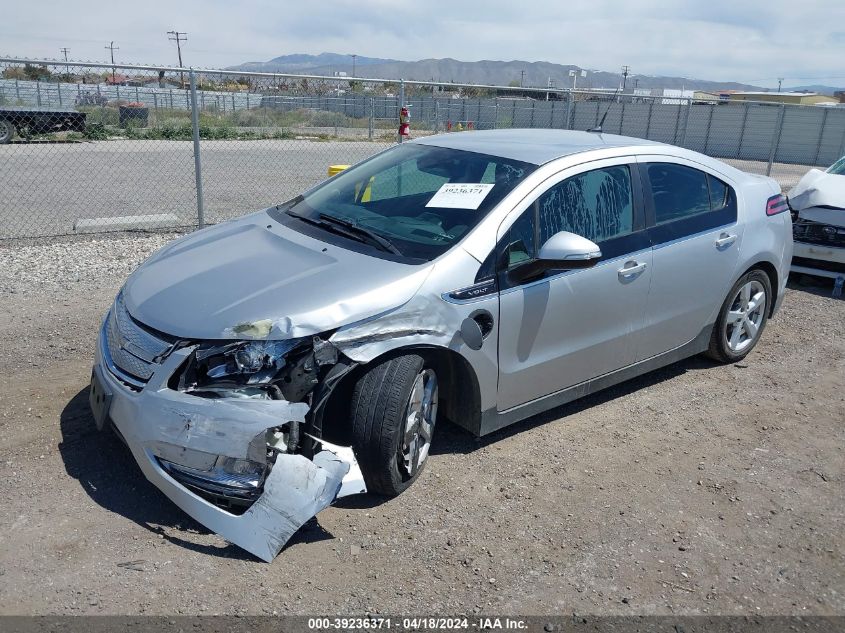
(766, 193), (789, 216)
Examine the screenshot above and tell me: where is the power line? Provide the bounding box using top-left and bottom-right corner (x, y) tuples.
(104, 41), (118, 82)
(167, 30), (187, 86)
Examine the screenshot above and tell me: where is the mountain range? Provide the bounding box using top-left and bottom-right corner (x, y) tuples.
(229, 53), (773, 92)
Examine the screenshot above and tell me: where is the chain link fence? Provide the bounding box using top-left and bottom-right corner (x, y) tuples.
(2, 57), (844, 240)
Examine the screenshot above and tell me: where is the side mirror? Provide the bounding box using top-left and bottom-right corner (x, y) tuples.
(508, 231), (601, 284)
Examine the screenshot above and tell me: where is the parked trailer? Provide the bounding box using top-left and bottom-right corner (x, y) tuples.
(0, 106), (86, 143)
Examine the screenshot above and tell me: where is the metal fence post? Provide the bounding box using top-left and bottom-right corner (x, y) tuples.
(766, 105), (786, 176)
(36, 81), (41, 107)
(680, 98), (692, 147)
(618, 101), (625, 135)
(434, 99), (439, 133)
(189, 70), (205, 229)
(838, 124), (845, 164)
(703, 105), (715, 155)
(15, 78), (20, 101)
(736, 102), (750, 158)
(645, 100), (654, 139)
(57, 80), (62, 106)
(813, 108), (829, 166)
(369, 97), (375, 139)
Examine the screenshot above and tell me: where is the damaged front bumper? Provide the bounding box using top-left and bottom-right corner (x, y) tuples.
(91, 319), (365, 562)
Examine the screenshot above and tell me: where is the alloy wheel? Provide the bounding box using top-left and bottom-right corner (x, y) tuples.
(400, 368), (438, 478)
(724, 280), (767, 353)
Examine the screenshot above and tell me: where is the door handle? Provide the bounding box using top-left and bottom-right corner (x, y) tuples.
(715, 233), (737, 248)
(618, 261), (647, 278)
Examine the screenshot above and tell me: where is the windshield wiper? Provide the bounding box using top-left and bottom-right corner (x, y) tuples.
(285, 209), (401, 255)
(317, 213), (402, 255)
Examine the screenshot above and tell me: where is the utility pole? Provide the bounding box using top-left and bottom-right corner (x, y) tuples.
(60, 47), (70, 78)
(777, 77), (784, 93)
(350, 53), (357, 77)
(105, 41), (119, 82)
(168, 30), (187, 87)
(621, 65), (630, 93)
(520, 69), (526, 87)
(569, 69), (586, 92)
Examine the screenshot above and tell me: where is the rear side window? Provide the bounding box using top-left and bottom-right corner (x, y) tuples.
(707, 174), (733, 210)
(645, 162), (738, 245)
(647, 163), (710, 224)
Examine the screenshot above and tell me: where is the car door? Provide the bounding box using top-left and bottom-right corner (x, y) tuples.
(496, 159), (653, 412)
(635, 158), (744, 360)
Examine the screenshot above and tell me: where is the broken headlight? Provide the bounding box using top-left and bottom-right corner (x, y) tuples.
(196, 339), (303, 386)
(172, 335), (337, 404)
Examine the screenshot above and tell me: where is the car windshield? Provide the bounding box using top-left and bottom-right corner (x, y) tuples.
(281, 143), (536, 261)
(826, 156), (845, 175)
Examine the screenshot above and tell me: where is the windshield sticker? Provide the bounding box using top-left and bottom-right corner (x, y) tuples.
(426, 183), (495, 210)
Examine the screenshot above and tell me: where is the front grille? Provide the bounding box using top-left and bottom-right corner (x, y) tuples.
(103, 293), (174, 389)
(793, 219), (845, 248)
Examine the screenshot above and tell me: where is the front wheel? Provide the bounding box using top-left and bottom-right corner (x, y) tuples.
(706, 269), (771, 363)
(350, 354), (438, 497)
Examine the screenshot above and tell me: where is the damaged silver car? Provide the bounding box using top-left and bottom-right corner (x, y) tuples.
(90, 129), (792, 561)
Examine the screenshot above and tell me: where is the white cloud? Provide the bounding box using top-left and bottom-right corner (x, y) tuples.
(1, 0), (842, 88)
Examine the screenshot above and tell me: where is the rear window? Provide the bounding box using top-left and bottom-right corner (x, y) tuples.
(281, 144), (536, 262)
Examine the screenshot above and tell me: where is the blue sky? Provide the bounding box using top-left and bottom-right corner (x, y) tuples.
(2, 0), (843, 88)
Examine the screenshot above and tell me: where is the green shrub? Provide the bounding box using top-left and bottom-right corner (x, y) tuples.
(84, 123), (108, 140)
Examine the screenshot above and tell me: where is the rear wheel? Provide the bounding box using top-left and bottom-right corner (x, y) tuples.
(0, 119), (15, 144)
(350, 354), (438, 497)
(706, 269), (771, 363)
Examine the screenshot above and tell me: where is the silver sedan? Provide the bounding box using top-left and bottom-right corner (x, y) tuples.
(90, 129), (793, 560)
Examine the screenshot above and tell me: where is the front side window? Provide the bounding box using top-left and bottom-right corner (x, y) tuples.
(501, 165), (636, 272)
(537, 166), (634, 245)
(277, 144), (536, 262)
(503, 207), (536, 269)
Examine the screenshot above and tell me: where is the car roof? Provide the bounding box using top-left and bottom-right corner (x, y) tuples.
(411, 128), (665, 166)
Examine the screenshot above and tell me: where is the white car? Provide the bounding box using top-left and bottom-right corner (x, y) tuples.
(789, 156), (845, 294)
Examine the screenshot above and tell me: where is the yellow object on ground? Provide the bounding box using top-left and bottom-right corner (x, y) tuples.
(328, 164), (373, 202)
(327, 164), (350, 177)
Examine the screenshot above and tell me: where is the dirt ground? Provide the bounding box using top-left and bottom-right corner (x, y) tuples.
(0, 233), (842, 616)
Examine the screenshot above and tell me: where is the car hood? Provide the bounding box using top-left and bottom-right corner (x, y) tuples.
(789, 169), (845, 214)
(122, 211), (432, 340)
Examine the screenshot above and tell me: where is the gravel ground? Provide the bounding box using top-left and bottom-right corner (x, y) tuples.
(0, 233), (843, 617)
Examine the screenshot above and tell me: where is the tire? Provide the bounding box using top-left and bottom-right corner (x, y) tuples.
(706, 269), (772, 363)
(0, 119), (14, 144)
(350, 354), (439, 497)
